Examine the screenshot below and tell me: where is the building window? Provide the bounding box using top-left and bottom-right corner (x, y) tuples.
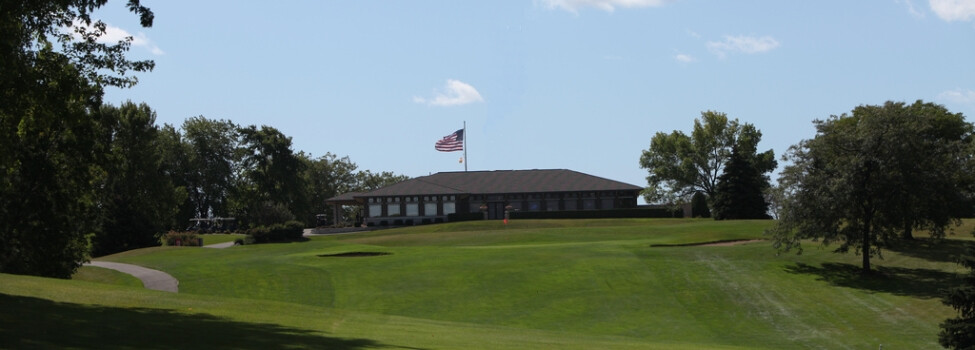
(425, 202), (438, 216)
(564, 200), (577, 211)
(601, 198), (614, 209)
(508, 202), (522, 211)
(387, 203), (401, 216)
(546, 200), (559, 211)
(369, 204), (382, 217)
(583, 199), (596, 210)
(406, 203), (419, 216)
(443, 202), (456, 215)
(527, 201), (540, 211)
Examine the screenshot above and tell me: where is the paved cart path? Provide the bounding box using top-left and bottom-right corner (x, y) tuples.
(85, 261), (178, 293)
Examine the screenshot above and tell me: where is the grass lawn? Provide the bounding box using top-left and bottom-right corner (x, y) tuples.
(3, 218), (973, 349)
(200, 233), (247, 245)
(72, 266), (143, 288)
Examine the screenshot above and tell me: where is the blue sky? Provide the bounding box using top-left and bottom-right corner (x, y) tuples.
(98, 0), (975, 194)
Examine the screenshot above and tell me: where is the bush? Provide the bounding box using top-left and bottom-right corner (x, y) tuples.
(691, 192), (711, 218)
(245, 220), (304, 243)
(163, 231), (202, 247)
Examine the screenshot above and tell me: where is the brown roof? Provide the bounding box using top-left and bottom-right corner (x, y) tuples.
(351, 169), (642, 198)
(324, 191), (365, 204)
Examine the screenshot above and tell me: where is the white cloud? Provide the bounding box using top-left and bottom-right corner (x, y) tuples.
(72, 20), (164, 55)
(939, 89), (975, 104)
(930, 0), (975, 21)
(897, 0), (926, 18)
(706, 35), (780, 58)
(538, 0), (674, 13)
(414, 79), (485, 107)
(674, 53), (696, 63)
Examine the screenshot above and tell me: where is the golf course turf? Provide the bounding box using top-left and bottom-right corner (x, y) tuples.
(2, 218), (972, 349)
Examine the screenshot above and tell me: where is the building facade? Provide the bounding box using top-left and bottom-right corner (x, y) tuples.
(326, 169), (643, 226)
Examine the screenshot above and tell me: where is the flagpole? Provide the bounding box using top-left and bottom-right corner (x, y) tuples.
(463, 121), (468, 172)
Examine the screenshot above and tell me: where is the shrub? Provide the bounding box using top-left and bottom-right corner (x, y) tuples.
(163, 231), (202, 247)
(245, 220), (304, 244)
(691, 192), (711, 218)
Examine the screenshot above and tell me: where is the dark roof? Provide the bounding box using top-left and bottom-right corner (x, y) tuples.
(325, 191), (365, 203)
(352, 169), (642, 198)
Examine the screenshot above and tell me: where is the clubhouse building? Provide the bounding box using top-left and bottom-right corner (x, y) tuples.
(326, 169), (643, 226)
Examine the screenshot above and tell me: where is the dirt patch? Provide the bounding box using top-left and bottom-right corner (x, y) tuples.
(317, 252), (391, 258)
(651, 239), (764, 248)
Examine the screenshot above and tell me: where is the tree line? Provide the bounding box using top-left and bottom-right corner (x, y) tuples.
(641, 103), (975, 348)
(0, 1), (405, 278)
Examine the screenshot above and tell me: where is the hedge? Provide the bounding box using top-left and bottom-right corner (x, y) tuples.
(163, 231), (203, 246)
(246, 221), (305, 243)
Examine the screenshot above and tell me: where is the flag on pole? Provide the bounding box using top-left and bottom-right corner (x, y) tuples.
(435, 129), (464, 152)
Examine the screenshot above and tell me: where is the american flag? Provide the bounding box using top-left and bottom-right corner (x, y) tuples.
(435, 129), (464, 152)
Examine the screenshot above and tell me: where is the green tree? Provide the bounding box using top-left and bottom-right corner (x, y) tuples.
(236, 125), (308, 226)
(711, 145), (771, 220)
(302, 153), (360, 224)
(769, 101), (975, 273)
(0, 1), (154, 278)
(91, 102), (180, 256)
(690, 192), (711, 218)
(639, 111), (776, 205)
(158, 124), (195, 229)
(180, 117), (240, 219)
(940, 245), (975, 349)
(354, 170), (410, 192)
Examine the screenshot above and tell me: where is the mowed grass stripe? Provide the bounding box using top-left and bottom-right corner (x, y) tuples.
(81, 218), (964, 349)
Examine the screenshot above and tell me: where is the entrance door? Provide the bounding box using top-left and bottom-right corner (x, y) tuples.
(487, 202), (505, 220)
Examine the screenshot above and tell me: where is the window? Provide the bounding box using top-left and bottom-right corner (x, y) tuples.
(583, 199), (596, 210)
(369, 204), (382, 217)
(426, 203), (438, 216)
(387, 203), (401, 216)
(443, 202), (455, 215)
(528, 201), (540, 211)
(601, 198), (614, 209)
(406, 203), (419, 216)
(546, 200), (560, 211)
(564, 200), (577, 211)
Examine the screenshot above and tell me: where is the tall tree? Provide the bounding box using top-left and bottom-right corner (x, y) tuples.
(158, 124), (195, 229)
(639, 111), (776, 205)
(711, 145), (772, 220)
(91, 102), (180, 256)
(354, 170), (410, 192)
(181, 117), (240, 219)
(302, 153), (360, 224)
(0, 1), (154, 278)
(769, 101), (974, 273)
(235, 125), (308, 226)
(92, 103), (178, 253)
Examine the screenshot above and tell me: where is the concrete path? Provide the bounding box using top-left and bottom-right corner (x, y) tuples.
(204, 241), (235, 249)
(85, 261), (179, 293)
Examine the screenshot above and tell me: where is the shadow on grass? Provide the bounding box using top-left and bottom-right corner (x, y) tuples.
(0, 294), (422, 350)
(784, 262), (961, 299)
(886, 238), (974, 264)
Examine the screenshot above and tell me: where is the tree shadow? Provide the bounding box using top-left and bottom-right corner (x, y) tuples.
(784, 262), (962, 299)
(0, 294), (423, 350)
(885, 238), (974, 264)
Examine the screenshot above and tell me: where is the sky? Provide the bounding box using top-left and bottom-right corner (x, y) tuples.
(96, 0), (975, 198)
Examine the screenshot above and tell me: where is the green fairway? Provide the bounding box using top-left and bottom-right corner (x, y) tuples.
(3, 218), (972, 349)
